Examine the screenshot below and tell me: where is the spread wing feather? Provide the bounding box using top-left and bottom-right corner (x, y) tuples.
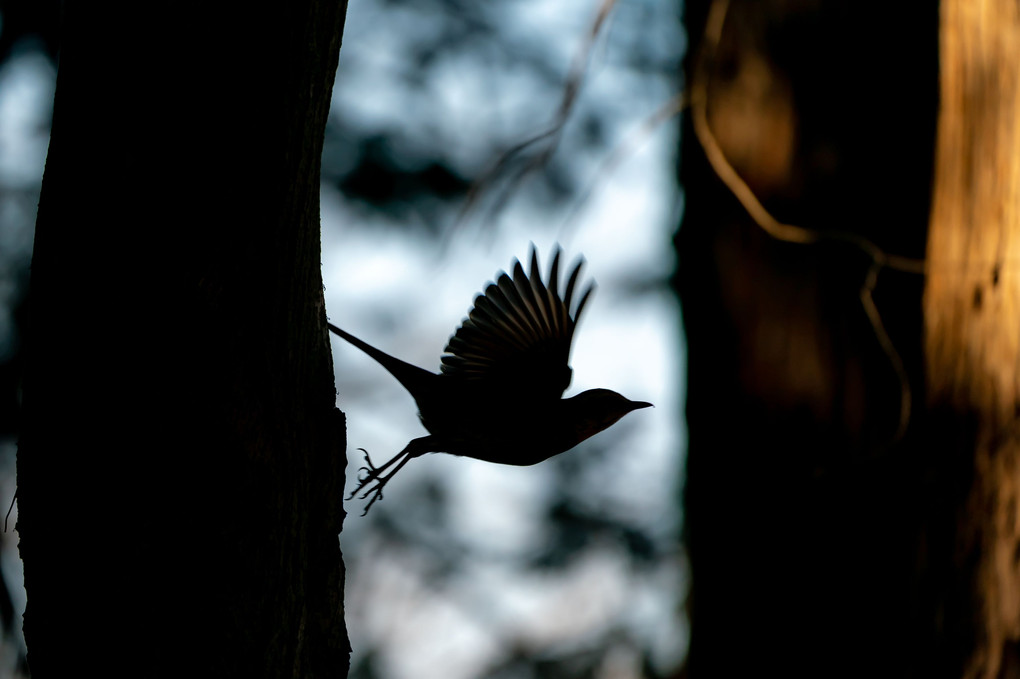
(440, 245), (594, 400)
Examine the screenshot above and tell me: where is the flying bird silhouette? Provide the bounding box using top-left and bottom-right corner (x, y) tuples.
(329, 246), (651, 514)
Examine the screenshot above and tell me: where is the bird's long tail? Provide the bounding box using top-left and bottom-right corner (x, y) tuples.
(327, 322), (438, 397)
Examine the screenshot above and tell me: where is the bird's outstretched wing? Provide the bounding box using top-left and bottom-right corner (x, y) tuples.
(440, 245), (594, 401)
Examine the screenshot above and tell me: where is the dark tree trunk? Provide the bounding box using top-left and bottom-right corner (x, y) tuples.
(678, 1), (938, 676)
(18, 3), (350, 677)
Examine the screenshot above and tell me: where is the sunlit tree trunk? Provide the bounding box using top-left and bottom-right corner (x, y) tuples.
(923, 2), (1020, 676)
(18, 3), (350, 676)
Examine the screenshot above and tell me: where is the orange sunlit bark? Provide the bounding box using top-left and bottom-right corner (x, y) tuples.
(924, 1), (1020, 676)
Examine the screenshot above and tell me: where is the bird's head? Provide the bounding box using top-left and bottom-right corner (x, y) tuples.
(563, 388), (652, 445)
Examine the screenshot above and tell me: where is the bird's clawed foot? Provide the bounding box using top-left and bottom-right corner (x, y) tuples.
(350, 448), (381, 493)
(346, 446), (415, 516)
(346, 448), (386, 515)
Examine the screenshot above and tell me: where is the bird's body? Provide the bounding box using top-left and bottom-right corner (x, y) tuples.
(330, 246), (651, 513)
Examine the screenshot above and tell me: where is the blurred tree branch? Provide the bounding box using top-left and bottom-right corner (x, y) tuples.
(679, 0), (936, 675)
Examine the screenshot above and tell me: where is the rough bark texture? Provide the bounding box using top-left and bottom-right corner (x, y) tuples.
(924, 2), (1020, 677)
(18, 3), (350, 677)
(678, 1), (937, 676)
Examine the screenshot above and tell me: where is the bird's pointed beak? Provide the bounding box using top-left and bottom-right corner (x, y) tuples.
(628, 400), (653, 411)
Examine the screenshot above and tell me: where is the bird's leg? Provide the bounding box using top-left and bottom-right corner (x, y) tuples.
(347, 437), (433, 515)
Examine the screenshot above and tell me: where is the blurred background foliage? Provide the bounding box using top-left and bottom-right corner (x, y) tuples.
(0, 0), (685, 677)
(0, 1), (58, 674)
